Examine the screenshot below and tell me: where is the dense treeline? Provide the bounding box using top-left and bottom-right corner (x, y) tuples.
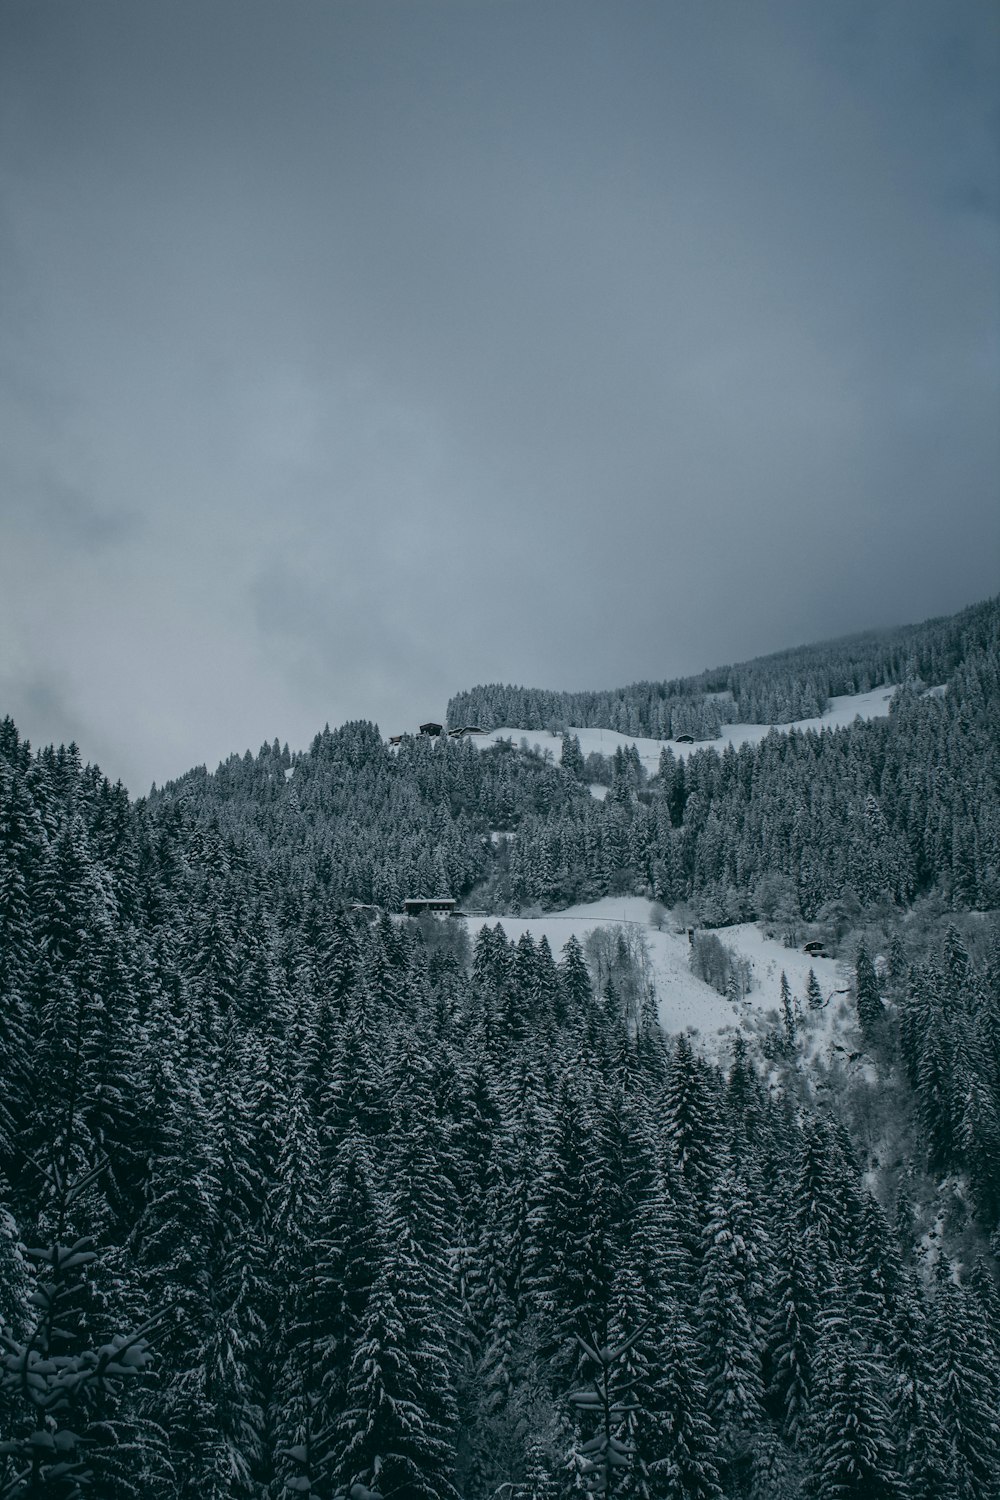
(2, 598), (999, 1497)
(1, 708), (999, 1497)
(887, 922), (1000, 1229)
(133, 599), (1000, 930)
(489, 614), (1000, 922)
(151, 723), (592, 913)
(447, 596), (997, 738)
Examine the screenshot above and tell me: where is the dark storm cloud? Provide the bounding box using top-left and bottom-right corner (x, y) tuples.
(1, 0), (997, 789)
(1, 473), (139, 551)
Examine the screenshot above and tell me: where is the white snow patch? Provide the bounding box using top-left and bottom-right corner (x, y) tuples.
(719, 922), (846, 1012)
(460, 897), (851, 1054)
(462, 897), (736, 1039)
(470, 685), (943, 775)
(588, 783), (608, 801)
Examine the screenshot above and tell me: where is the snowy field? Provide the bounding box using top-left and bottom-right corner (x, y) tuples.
(469, 685), (924, 776)
(399, 690), (894, 1055)
(460, 897), (849, 1053)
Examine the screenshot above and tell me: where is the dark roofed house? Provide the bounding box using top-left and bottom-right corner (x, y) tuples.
(403, 897), (458, 916)
(674, 733), (695, 744)
(388, 734), (404, 746)
(419, 722), (443, 737)
(804, 940), (828, 958)
(448, 725), (485, 737)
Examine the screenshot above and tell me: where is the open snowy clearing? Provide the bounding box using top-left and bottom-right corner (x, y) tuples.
(469, 684), (939, 776)
(460, 897), (850, 1055)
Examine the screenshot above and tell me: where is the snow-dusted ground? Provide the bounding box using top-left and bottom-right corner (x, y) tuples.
(460, 897), (850, 1054)
(397, 686), (903, 1054)
(470, 685), (927, 776)
(720, 921), (846, 1013)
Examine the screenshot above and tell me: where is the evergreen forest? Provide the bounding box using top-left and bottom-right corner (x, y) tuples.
(1, 596), (999, 1499)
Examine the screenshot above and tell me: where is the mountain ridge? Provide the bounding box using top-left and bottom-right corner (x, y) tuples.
(1, 595), (998, 1497)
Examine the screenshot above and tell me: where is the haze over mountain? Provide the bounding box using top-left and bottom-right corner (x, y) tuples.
(2, 0), (998, 791)
(3, 2), (999, 1491)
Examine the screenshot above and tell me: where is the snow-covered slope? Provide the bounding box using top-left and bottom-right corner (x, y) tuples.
(461, 897), (849, 1051)
(438, 686), (907, 1053)
(470, 685), (922, 775)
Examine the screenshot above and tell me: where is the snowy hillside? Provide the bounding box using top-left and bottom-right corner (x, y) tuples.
(468, 685), (922, 774)
(461, 897), (849, 1052)
(5, 590), (997, 1497)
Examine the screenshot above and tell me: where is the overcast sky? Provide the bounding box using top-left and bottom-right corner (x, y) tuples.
(2, 0), (998, 792)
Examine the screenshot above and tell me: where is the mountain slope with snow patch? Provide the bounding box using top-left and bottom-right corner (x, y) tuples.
(469, 685), (939, 774)
(461, 896), (850, 1053)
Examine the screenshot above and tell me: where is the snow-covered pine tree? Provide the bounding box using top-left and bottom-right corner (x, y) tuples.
(662, 1036), (722, 1210)
(806, 967), (824, 1012)
(644, 1305), (722, 1500)
(697, 1168), (765, 1457)
(332, 1225), (459, 1500)
(928, 1262), (1000, 1500)
(810, 1318), (902, 1500)
(764, 1212), (818, 1447)
(854, 941), (884, 1048)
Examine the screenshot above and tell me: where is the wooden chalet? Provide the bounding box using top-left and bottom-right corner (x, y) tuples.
(674, 733), (695, 744)
(419, 721), (444, 737)
(448, 725), (485, 738)
(403, 897), (458, 916)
